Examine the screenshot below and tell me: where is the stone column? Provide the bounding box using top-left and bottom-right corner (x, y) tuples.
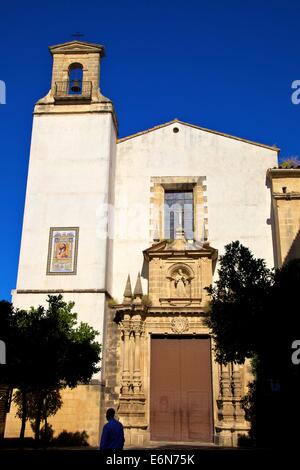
(132, 321), (143, 394)
(232, 362), (245, 422)
(120, 318), (131, 394)
(220, 364), (231, 398)
(217, 364), (235, 446)
(219, 364), (234, 423)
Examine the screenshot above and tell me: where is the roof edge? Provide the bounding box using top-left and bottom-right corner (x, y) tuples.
(267, 168), (300, 178)
(117, 119), (280, 152)
(49, 40), (105, 56)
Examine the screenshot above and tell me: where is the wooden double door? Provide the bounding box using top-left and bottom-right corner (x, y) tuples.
(150, 336), (213, 442)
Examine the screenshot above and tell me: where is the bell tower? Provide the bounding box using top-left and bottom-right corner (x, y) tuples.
(12, 41), (117, 425)
(35, 40), (117, 123)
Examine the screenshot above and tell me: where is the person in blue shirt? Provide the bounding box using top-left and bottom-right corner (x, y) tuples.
(100, 408), (125, 450)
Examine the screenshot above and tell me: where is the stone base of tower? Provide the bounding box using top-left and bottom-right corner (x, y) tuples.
(5, 384), (102, 447)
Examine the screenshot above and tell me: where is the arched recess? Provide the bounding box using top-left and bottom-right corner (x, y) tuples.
(68, 62), (83, 94)
(166, 263), (194, 298)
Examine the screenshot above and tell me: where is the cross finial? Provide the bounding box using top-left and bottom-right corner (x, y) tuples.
(71, 32), (85, 41)
(175, 207), (185, 239)
(134, 272), (143, 297)
(123, 274), (132, 302)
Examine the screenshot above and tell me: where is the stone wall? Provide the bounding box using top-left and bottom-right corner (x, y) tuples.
(268, 168), (300, 265)
(5, 385), (101, 447)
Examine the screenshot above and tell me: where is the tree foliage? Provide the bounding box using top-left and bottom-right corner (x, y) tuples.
(205, 241), (300, 446)
(14, 389), (62, 421)
(280, 156), (300, 168)
(0, 295), (101, 444)
(205, 241), (273, 364)
(14, 388), (62, 444)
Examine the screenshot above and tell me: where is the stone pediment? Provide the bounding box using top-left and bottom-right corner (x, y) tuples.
(118, 119), (279, 152)
(144, 239), (218, 259)
(49, 40), (105, 56)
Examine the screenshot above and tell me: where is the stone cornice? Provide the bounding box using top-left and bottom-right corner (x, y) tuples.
(273, 192), (300, 200)
(113, 305), (208, 315)
(143, 240), (218, 261)
(33, 101), (119, 134)
(15, 289), (111, 297)
(267, 168), (300, 178)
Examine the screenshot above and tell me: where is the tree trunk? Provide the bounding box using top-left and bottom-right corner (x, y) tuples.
(34, 392), (43, 447)
(43, 417), (47, 449)
(43, 399), (48, 450)
(19, 390), (27, 447)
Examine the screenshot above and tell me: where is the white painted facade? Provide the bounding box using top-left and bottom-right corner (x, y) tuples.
(11, 43), (120, 403)
(112, 124), (278, 300)
(8, 40), (280, 446)
(12, 39), (279, 341)
(13, 112), (116, 344)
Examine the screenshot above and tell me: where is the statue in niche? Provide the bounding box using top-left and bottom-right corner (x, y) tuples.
(168, 268), (192, 297)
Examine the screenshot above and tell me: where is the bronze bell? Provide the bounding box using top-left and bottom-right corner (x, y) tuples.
(71, 79), (81, 93)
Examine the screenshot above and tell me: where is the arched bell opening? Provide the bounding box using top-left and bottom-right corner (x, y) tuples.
(68, 63), (83, 95)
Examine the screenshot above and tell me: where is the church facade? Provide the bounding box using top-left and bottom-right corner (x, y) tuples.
(4, 41), (300, 446)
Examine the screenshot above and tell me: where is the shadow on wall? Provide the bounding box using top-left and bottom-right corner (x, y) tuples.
(266, 177), (280, 268)
(141, 259), (149, 283)
(284, 229), (300, 264)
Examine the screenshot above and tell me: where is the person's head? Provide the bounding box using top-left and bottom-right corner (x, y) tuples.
(106, 408), (115, 421)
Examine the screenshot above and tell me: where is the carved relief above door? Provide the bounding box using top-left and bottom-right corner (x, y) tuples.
(143, 238), (218, 308)
(167, 264), (194, 298)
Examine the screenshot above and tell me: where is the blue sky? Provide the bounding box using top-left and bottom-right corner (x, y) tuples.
(0, 0), (300, 300)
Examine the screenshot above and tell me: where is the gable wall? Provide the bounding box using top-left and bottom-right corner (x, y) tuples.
(111, 123), (278, 300)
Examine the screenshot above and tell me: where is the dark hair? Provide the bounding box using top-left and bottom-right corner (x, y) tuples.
(106, 408), (115, 420)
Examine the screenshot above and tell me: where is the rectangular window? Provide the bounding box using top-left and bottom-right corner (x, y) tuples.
(164, 190), (194, 240)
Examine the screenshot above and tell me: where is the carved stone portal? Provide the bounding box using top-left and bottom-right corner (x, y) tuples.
(107, 238), (249, 447)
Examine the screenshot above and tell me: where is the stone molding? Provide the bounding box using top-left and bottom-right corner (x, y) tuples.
(15, 289), (110, 295)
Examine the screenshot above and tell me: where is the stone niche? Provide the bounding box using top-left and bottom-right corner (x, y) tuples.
(144, 238), (217, 308)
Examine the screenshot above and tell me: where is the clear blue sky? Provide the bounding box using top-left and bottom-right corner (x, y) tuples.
(0, 0), (299, 300)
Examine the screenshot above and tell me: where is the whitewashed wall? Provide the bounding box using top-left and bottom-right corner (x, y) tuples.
(13, 112), (117, 361)
(16, 112), (115, 291)
(111, 122), (278, 300)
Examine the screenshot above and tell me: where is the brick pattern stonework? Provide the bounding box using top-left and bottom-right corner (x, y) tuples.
(0, 386), (11, 439)
(5, 385), (101, 446)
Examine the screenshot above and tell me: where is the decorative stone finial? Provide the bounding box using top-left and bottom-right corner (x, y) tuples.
(123, 274), (132, 303)
(153, 225), (160, 242)
(175, 207), (185, 240)
(133, 272), (143, 298)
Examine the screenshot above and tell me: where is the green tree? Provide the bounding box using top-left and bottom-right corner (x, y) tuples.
(1, 295), (101, 446)
(205, 241), (273, 364)
(0, 301), (14, 439)
(205, 242), (300, 446)
(280, 156), (300, 168)
(14, 389), (62, 447)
